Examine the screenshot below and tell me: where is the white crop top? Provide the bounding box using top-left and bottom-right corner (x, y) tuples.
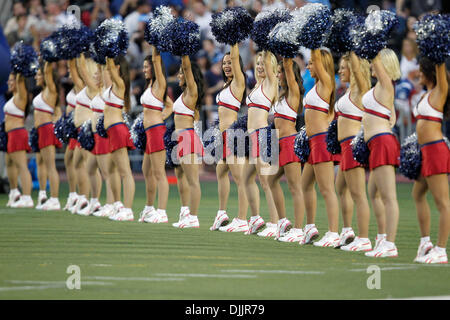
(413, 91), (443, 122)
(4, 97), (24, 118)
(246, 83), (272, 112)
(217, 86), (241, 112)
(274, 97), (297, 122)
(76, 87), (92, 109)
(91, 94), (105, 113)
(33, 92), (54, 114)
(140, 87), (164, 111)
(303, 84), (330, 113)
(66, 88), (77, 108)
(173, 94), (194, 118)
(335, 91), (363, 121)
(102, 86), (124, 109)
(362, 87), (391, 120)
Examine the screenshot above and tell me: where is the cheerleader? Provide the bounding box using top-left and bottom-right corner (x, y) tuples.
(4, 73), (33, 208)
(362, 48), (401, 258)
(242, 51), (279, 236)
(33, 61), (62, 210)
(300, 48), (340, 246)
(412, 57), (449, 264)
(104, 56), (136, 221)
(138, 46), (173, 223)
(210, 43), (249, 233)
(63, 58), (84, 211)
(267, 57), (305, 242)
(335, 52), (372, 251)
(171, 55), (205, 228)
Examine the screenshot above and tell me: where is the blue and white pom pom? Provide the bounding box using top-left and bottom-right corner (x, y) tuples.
(78, 120), (95, 151)
(350, 128), (369, 166)
(96, 114), (108, 138)
(0, 122), (7, 152)
(351, 10), (398, 60)
(326, 119), (341, 155)
(399, 133), (421, 180)
(145, 5), (175, 51)
(163, 121), (179, 168)
(294, 126), (310, 163)
(291, 3), (332, 50)
(210, 6), (253, 45)
(160, 18), (201, 57)
(29, 128), (39, 153)
(227, 115), (249, 158)
(202, 120), (222, 162)
(54, 113), (68, 144)
(414, 14), (450, 64)
(64, 111), (78, 141)
(10, 41), (39, 77)
(95, 18), (129, 58)
(325, 9), (359, 55)
(251, 8), (292, 51)
(55, 17), (84, 60)
(89, 41), (106, 65)
(130, 113), (146, 151)
(40, 34), (60, 62)
(267, 20), (300, 58)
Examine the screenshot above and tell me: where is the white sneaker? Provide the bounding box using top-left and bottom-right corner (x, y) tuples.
(138, 206), (156, 222)
(36, 192), (47, 210)
(256, 223), (277, 237)
(146, 210), (168, 223)
(210, 211), (230, 231)
(94, 204), (114, 217)
(88, 199), (101, 215)
(173, 214), (199, 229)
(275, 218), (292, 239)
(415, 247), (448, 264)
(172, 207), (190, 227)
(302, 224), (319, 244)
(365, 241), (398, 258)
(245, 216), (265, 235)
(7, 189), (21, 207)
(74, 196), (89, 215)
(313, 231), (340, 248)
(338, 228), (355, 247)
(109, 201), (124, 220)
(341, 237), (372, 252)
(64, 193), (78, 211)
(374, 234), (387, 250)
(110, 208), (134, 221)
(10, 196), (34, 208)
(413, 240), (433, 262)
(219, 218), (249, 233)
(277, 228), (304, 243)
(41, 198), (61, 211)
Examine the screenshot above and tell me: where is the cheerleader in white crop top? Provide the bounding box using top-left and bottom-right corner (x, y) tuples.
(303, 84), (330, 114)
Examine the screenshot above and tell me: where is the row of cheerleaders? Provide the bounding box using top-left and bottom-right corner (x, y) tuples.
(2, 5), (449, 263)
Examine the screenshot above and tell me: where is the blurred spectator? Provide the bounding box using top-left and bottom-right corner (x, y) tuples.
(191, 0), (213, 41)
(118, 0), (138, 17)
(124, 0), (151, 36)
(262, 0), (286, 11)
(90, 0), (113, 29)
(405, 15), (418, 41)
(202, 38), (223, 65)
(204, 59), (224, 124)
(399, 38), (419, 80)
(402, 0), (442, 17)
(4, 1), (39, 46)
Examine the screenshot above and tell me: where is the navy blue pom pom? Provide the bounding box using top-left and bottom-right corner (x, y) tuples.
(130, 114), (146, 151)
(268, 20), (300, 58)
(64, 112), (78, 141)
(226, 115), (249, 158)
(350, 129), (369, 166)
(325, 9), (360, 55)
(145, 6), (175, 51)
(95, 18), (129, 58)
(202, 120), (222, 162)
(78, 120), (95, 151)
(29, 128), (39, 153)
(294, 126), (310, 163)
(399, 133), (422, 180)
(0, 122), (7, 152)
(251, 8), (292, 51)
(10, 42), (39, 77)
(293, 3), (332, 50)
(163, 121), (179, 168)
(96, 114), (108, 138)
(414, 14), (450, 64)
(211, 6), (253, 45)
(351, 10), (399, 60)
(54, 114), (68, 144)
(40, 34), (60, 62)
(161, 18), (201, 57)
(326, 119), (341, 155)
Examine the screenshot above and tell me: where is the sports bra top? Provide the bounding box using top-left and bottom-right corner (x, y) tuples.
(274, 97), (297, 122)
(217, 85), (241, 112)
(335, 90), (363, 121)
(303, 84), (330, 113)
(102, 86), (124, 109)
(173, 94), (195, 118)
(66, 88), (77, 108)
(246, 83), (272, 112)
(91, 94), (105, 113)
(4, 97), (24, 118)
(362, 87), (391, 120)
(33, 92), (54, 114)
(76, 87), (92, 109)
(413, 91), (443, 122)
(140, 86), (164, 111)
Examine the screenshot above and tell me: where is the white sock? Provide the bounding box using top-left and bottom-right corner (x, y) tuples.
(217, 210), (226, 216)
(250, 215), (260, 222)
(10, 188), (19, 194)
(377, 233), (387, 239)
(420, 236), (431, 244)
(39, 190), (47, 197)
(22, 195), (32, 201)
(157, 209), (166, 215)
(435, 246), (446, 254)
(384, 240), (395, 249)
(305, 224), (316, 229)
(342, 227), (352, 232)
(90, 198), (98, 203)
(180, 206), (189, 213)
(69, 192), (77, 197)
(328, 231), (339, 237)
(49, 197), (58, 202)
(145, 205), (155, 210)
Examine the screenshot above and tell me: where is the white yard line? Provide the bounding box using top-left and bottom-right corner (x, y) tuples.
(349, 266), (419, 272)
(221, 269), (325, 275)
(0, 280), (112, 292)
(154, 273), (257, 279)
(84, 276), (184, 281)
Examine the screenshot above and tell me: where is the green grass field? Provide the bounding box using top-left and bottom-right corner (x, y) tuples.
(0, 179), (449, 300)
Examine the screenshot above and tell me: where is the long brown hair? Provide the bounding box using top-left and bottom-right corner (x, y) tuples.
(113, 55), (131, 112)
(319, 49), (336, 115)
(144, 55), (167, 103)
(278, 60), (305, 115)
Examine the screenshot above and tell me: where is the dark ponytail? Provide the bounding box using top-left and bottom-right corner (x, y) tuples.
(187, 62), (205, 110)
(144, 55), (167, 103)
(114, 55), (131, 112)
